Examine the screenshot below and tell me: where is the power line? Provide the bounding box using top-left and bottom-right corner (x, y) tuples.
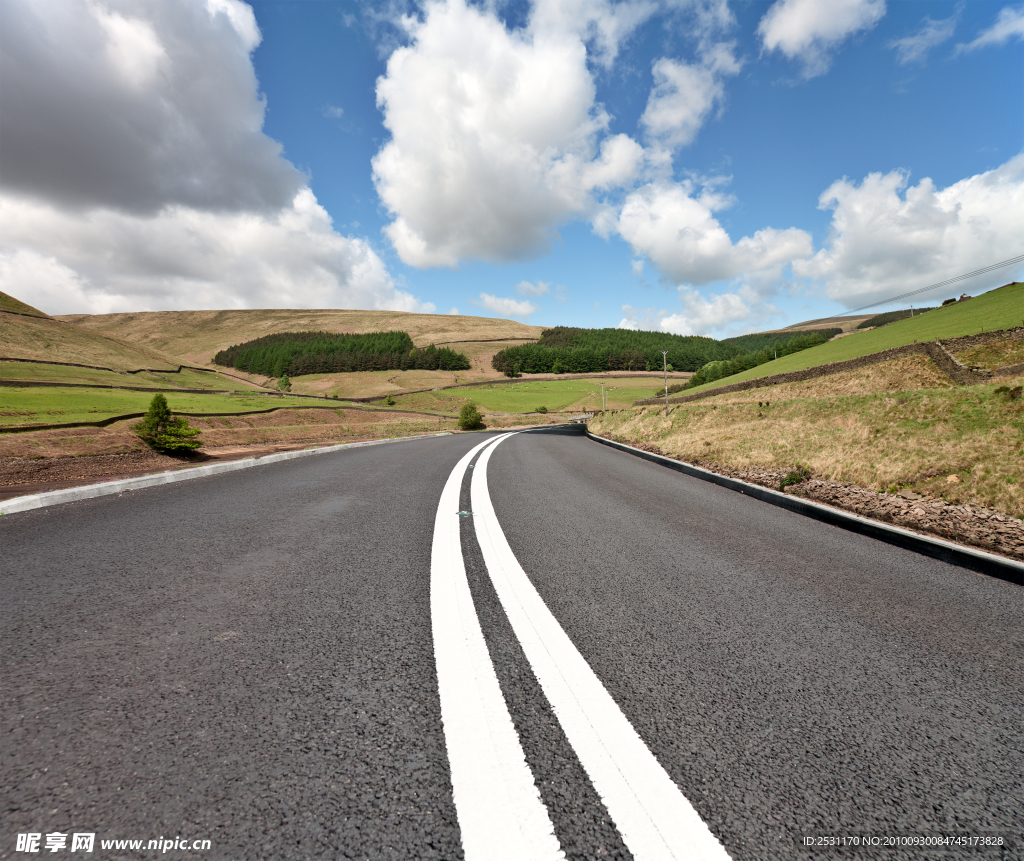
(848, 253), (1024, 314)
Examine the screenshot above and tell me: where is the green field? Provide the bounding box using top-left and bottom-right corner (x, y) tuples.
(389, 379), (660, 414)
(0, 361), (262, 391)
(683, 281), (1024, 396)
(0, 388), (331, 427)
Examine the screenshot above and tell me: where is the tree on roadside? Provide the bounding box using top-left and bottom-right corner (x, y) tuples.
(458, 402), (483, 430)
(132, 394), (202, 454)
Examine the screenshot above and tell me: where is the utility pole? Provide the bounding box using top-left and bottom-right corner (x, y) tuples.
(600, 382), (606, 412)
(661, 350), (669, 417)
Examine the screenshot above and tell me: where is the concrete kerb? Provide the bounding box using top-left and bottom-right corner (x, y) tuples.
(0, 432), (454, 516)
(586, 431), (1024, 586)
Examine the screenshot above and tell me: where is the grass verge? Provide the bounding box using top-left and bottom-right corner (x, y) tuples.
(590, 370), (1024, 518)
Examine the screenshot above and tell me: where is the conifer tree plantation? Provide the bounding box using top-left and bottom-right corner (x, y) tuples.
(213, 331), (471, 377)
(491, 326), (843, 378)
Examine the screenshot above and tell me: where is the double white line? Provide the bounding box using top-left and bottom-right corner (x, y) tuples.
(431, 432), (732, 861)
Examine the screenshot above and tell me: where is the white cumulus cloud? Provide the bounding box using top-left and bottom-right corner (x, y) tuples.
(758, 0), (886, 78)
(528, 0), (659, 68)
(660, 287), (761, 336)
(640, 42), (741, 150)
(958, 5), (1024, 52)
(619, 285), (781, 338)
(794, 154), (1024, 308)
(371, 0), (644, 268)
(617, 180), (813, 285)
(476, 293), (538, 319)
(0, 0), (423, 314)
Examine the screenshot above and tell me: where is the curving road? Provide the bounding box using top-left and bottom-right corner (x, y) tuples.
(1, 427), (1021, 860)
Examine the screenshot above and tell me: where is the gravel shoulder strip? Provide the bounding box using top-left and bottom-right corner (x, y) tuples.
(587, 431), (1024, 586)
(0, 432), (452, 515)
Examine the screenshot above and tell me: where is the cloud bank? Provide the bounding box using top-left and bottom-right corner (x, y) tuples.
(795, 154), (1024, 308)
(0, 0), (424, 314)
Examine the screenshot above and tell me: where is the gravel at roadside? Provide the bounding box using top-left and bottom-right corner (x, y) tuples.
(610, 437), (1024, 564)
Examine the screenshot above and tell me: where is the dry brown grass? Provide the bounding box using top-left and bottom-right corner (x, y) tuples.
(708, 355), (954, 405)
(763, 313), (874, 334)
(57, 308), (545, 366)
(952, 338), (1024, 370)
(1, 314), (181, 371)
(287, 339), (541, 398)
(591, 366), (1024, 518)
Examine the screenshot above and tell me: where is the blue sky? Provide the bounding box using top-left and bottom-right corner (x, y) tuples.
(1, 0), (1022, 336)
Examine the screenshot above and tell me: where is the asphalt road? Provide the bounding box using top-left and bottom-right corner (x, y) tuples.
(2, 428), (1021, 860)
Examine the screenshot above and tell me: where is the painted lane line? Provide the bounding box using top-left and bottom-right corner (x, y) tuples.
(473, 433), (732, 861)
(430, 434), (565, 861)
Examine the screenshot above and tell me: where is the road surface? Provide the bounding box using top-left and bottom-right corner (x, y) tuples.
(2, 428), (1021, 859)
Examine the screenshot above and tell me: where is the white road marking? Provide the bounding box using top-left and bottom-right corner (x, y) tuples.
(430, 434), (564, 861)
(473, 432), (733, 861)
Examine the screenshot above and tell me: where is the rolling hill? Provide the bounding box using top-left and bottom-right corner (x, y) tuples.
(681, 281), (1023, 396)
(0, 290), (50, 319)
(2, 306), (184, 372)
(57, 308), (546, 367)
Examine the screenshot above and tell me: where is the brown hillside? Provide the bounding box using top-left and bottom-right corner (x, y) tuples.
(761, 313), (874, 334)
(57, 308), (546, 367)
(1, 312), (183, 372)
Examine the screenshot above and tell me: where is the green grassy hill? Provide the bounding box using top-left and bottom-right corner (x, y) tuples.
(684, 281), (1023, 396)
(0, 290), (50, 318)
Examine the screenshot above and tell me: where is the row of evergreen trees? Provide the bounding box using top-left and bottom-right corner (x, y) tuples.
(721, 327), (842, 353)
(684, 329), (840, 389)
(855, 308), (935, 329)
(492, 327), (742, 376)
(491, 325), (842, 379)
(213, 330), (470, 377)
